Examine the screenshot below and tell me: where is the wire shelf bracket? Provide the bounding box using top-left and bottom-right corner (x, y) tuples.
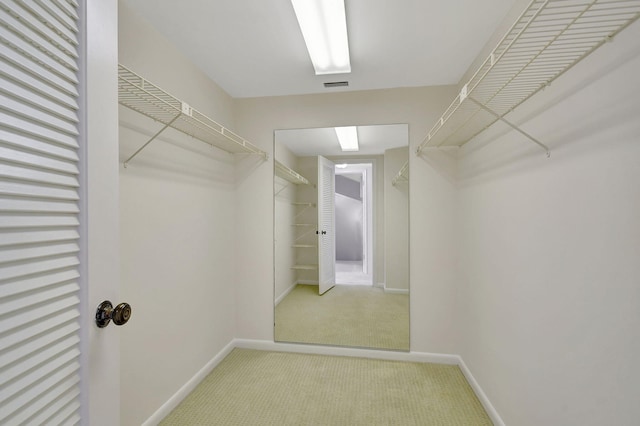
(467, 96), (551, 157)
(416, 0), (640, 157)
(118, 64), (268, 167)
(391, 161), (409, 186)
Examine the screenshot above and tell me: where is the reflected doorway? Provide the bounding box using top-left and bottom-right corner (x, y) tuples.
(334, 162), (373, 286)
(274, 123), (410, 351)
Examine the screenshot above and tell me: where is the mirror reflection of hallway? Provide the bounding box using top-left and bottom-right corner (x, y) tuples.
(334, 163), (373, 286)
(274, 124), (409, 351)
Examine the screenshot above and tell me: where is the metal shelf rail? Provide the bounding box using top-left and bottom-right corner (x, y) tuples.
(118, 64), (268, 166)
(275, 160), (311, 185)
(416, 0), (640, 157)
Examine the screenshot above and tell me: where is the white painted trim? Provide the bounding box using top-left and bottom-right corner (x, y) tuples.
(384, 287), (409, 295)
(234, 339), (459, 364)
(296, 280), (318, 285)
(274, 282), (296, 306)
(142, 340), (236, 426)
(457, 356), (505, 426)
(145, 338), (502, 425)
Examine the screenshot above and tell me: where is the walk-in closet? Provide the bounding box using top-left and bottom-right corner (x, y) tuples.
(1, 0), (639, 425)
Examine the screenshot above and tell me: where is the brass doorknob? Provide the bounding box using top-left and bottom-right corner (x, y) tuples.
(96, 300), (132, 328)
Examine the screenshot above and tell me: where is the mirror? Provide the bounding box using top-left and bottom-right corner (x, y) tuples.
(274, 124), (409, 351)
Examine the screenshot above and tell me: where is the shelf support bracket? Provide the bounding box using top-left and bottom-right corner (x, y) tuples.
(468, 97), (550, 158)
(274, 181), (291, 196)
(123, 113), (181, 167)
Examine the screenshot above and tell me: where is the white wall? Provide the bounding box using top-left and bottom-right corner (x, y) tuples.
(233, 86), (459, 353)
(118, 3), (239, 424)
(455, 20), (640, 426)
(384, 147), (409, 291)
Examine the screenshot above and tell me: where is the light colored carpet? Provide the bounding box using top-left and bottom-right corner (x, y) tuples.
(160, 349), (493, 426)
(275, 284), (409, 350)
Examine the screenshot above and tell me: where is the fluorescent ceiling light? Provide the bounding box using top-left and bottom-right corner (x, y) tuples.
(335, 126), (358, 151)
(291, 0), (351, 75)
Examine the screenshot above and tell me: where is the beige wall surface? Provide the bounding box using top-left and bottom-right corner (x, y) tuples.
(118, 3), (239, 424)
(454, 19), (640, 426)
(384, 146), (409, 291)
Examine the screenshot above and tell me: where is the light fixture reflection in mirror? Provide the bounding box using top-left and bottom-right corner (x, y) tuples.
(274, 124), (409, 351)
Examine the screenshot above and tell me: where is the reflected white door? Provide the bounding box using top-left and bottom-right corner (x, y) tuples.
(317, 156), (336, 295)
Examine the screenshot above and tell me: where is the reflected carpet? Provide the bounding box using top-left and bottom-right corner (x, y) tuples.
(275, 284), (409, 350)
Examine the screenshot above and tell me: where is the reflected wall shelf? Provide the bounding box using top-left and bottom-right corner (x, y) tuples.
(292, 201), (315, 222)
(118, 64), (268, 166)
(392, 161), (409, 186)
(291, 264), (318, 271)
(291, 201), (317, 243)
(416, 0), (640, 157)
(275, 160), (310, 185)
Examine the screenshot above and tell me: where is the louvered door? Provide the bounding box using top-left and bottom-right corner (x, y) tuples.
(317, 156), (335, 295)
(1, 1), (83, 424)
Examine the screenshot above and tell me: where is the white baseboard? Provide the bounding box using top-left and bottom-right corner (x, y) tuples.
(457, 356), (505, 426)
(142, 340), (236, 426)
(234, 339), (459, 365)
(146, 338), (502, 426)
(277, 282), (409, 301)
(275, 283), (296, 306)
(384, 287), (409, 295)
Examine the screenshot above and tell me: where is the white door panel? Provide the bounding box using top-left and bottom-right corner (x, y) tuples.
(85, 0), (120, 424)
(317, 156), (336, 295)
(0, 1), (120, 424)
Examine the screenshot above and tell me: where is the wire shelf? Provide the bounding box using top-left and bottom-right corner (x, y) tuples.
(417, 0), (640, 154)
(118, 64), (267, 165)
(275, 160), (311, 185)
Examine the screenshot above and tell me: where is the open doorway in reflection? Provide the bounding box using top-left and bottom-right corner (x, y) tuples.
(334, 163), (373, 286)
(274, 123), (410, 351)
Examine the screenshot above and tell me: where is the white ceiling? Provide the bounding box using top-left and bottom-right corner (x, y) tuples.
(122, 0), (518, 98)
